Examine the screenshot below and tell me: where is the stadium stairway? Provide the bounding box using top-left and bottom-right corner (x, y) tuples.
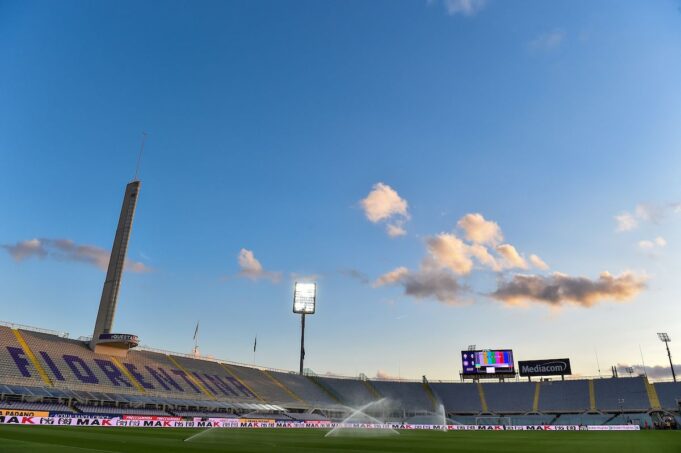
(476, 382), (489, 414)
(532, 382), (540, 413)
(11, 329), (53, 387)
(165, 355), (215, 400)
(588, 379), (597, 412)
(421, 380), (439, 412)
(643, 377), (661, 411)
(362, 379), (382, 400)
(260, 369), (306, 406)
(108, 357), (146, 393)
(305, 375), (344, 405)
(217, 364), (264, 402)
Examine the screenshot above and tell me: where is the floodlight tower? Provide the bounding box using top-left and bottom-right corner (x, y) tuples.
(293, 282), (316, 375)
(658, 333), (676, 382)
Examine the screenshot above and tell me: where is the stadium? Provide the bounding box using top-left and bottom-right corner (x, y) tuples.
(3, 1), (681, 452)
(0, 179), (679, 451)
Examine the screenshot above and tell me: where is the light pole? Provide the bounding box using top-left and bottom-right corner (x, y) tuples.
(293, 282), (316, 375)
(657, 333), (676, 383)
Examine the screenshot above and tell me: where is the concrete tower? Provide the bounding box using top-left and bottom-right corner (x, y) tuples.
(89, 180), (141, 356)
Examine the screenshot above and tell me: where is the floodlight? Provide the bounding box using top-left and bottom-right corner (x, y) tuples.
(658, 332), (677, 383)
(293, 282), (316, 314)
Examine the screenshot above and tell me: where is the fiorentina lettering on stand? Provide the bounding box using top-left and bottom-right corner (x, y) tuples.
(4, 349), (256, 399)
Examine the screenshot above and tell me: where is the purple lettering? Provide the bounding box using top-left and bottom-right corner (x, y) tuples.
(225, 376), (256, 398)
(94, 359), (131, 387)
(192, 372), (216, 394)
(144, 366), (183, 392)
(63, 355), (98, 384)
(170, 369), (201, 393)
(39, 351), (64, 381)
(123, 363), (154, 390)
(7, 347), (31, 377)
(206, 374), (239, 397)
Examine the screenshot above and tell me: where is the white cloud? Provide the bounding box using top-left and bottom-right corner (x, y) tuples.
(360, 182), (410, 238)
(615, 202), (681, 233)
(375, 370), (399, 380)
(491, 271), (646, 308)
(386, 223), (407, 238)
(237, 248), (281, 283)
(496, 244), (528, 269)
(373, 263), (465, 305)
(615, 212), (638, 232)
(373, 267), (409, 287)
(529, 254), (549, 270)
(1, 238), (150, 273)
(441, 0), (487, 16)
(426, 233), (474, 275)
(2, 238), (47, 261)
(457, 213), (502, 245)
(468, 243), (500, 272)
(616, 363), (680, 380)
(638, 236), (666, 250)
(529, 29), (566, 51)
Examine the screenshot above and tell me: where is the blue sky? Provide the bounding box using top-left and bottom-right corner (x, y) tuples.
(1, 0), (681, 380)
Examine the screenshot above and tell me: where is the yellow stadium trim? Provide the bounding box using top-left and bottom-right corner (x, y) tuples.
(110, 356), (145, 393)
(532, 382), (541, 412)
(166, 355), (215, 399)
(12, 329), (52, 387)
(362, 380), (382, 399)
(588, 379), (596, 412)
(421, 382), (439, 411)
(476, 382), (489, 413)
(644, 377), (661, 410)
(262, 369), (305, 404)
(219, 363), (264, 402)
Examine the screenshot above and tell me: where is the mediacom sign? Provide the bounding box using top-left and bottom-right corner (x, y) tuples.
(519, 359), (572, 377)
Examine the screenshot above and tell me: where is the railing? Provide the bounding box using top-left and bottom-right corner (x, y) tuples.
(0, 320), (69, 338)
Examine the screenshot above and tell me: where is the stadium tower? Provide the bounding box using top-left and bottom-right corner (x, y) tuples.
(89, 179), (141, 356)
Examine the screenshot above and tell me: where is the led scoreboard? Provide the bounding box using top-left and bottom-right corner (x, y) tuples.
(461, 349), (515, 376)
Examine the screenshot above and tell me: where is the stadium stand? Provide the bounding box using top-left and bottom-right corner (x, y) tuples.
(430, 383), (483, 414)
(371, 381), (434, 412)
(75, 405), (171, 416)
(593, 377), (650, 411)
(316, 377), (376, 407)
(268, 371), (338, 407)
(2, 323), (680, 426)
(0, 326), (47, 387)
(653, 382), (681, 410)
(481, 382), (535, 413)
(538, 380), (591, 413)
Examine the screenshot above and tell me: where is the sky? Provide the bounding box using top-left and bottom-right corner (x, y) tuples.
(1, 0), (681, 381)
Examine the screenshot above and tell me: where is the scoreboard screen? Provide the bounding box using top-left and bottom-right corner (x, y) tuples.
(461, 350), (515, 375)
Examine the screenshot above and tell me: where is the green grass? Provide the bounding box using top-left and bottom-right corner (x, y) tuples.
(0, 426), (678, 453)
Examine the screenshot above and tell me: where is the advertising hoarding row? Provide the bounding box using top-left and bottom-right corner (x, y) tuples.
(0, 415), (639, 431)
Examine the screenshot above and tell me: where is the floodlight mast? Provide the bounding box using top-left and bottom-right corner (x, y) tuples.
(293, 282), (316, 375)
(658, 333), (676, 383)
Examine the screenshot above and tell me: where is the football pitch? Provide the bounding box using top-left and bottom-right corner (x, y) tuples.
(0, 426), (679, 453)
